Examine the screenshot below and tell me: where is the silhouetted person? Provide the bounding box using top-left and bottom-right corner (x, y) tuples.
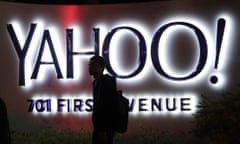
(89, 56), (117, 144)
(0, 98), (11, 144)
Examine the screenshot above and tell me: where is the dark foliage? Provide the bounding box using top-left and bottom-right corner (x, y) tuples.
(193, 92), (240, 144)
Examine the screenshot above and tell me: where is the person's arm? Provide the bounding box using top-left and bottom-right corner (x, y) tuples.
(0, 99), (11, 144)
(97, 75), (116, 130)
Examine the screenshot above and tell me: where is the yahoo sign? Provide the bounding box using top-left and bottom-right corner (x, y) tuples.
(6, 13), (234, 116)
(7, 14), (233, 89)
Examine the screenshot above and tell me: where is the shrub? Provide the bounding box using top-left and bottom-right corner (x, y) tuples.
(193, 92), (240, 144)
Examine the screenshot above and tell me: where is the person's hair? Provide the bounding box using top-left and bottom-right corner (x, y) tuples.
(90, 56), (105, 68)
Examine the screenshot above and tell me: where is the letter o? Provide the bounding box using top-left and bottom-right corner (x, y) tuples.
(102, 26), (147, 78)
(151, 22), (208, 81)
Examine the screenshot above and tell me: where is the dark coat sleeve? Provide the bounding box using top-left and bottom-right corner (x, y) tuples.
(93, 75), (117, 131)
(0, 98), (11, 144)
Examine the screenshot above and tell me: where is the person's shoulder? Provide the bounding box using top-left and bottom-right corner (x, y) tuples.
(103, 74), (115, 79)
(103, 74), (116, 83)
(0, 98), (5, 106)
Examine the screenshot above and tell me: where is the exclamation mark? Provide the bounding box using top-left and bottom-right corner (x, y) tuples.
(210, 18), (226, 84)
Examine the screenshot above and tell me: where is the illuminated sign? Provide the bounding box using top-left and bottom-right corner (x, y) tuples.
(28, 93), (198, 117)
(6, 13), (234, 116)
(7, 14), (233, 88)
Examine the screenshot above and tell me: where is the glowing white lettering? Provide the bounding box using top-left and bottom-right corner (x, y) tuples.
(7, 14), (234, 90)
(28, 93), (198, 117)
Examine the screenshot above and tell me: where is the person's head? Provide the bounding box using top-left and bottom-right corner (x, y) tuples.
(88, 56), (105, 78)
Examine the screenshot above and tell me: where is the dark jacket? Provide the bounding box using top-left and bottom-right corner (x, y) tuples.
(92, 74), (117, 131)
(0, 98), (11, 144)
